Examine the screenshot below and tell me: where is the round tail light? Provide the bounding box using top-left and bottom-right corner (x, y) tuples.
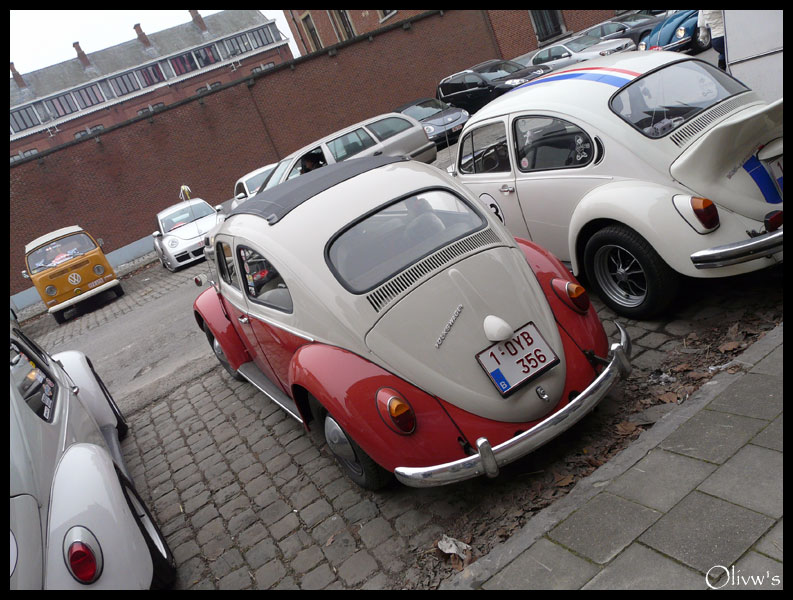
(691, 197), (719, 230)
(375, 388), (416, 435)
(68, 542), (98, 583)
(63, 526), (102, 584)
(551, 278), (590, 314)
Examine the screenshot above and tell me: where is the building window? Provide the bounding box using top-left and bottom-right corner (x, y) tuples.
(302, 14), (322, 51)
(195, 45), (220, 68)
(137, 102), (165, 115)
(249, 25), (274, 48)
(171, 52), (198, 76)
(109, 72), (141, 97)
(74, 124), (104, 139)
(251, 62), (275, 74)
(44, 93), (79, 118)
(137, 64), (166, 87)
(73, 83), (105, 109)
(530, 10), (565, 42)
(225, 34), (252, 57)
(333, 10), (355, 41)
(10, 106), (41, 133)
(10, 148), (38, 164)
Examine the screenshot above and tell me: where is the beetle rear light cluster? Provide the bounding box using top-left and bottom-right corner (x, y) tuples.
(691, 197), (719, 230)
(551, 278), (591, 314)
(63, 526), (103, 584)
(375, 388), (416, 434)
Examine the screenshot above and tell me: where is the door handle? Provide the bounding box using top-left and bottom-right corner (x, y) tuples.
(373, 151), (383, 156)
(500, 184), (515, 193)
(238, 316), (249, 324)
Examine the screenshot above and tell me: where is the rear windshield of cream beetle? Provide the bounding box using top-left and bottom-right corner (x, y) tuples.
(328, 189), (485, 292)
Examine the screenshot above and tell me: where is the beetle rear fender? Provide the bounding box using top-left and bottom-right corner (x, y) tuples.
(193, 287), (249, 371)
(288, 343), (469, 473)
(50, 350), (116, 430)
(46, 443), (153, 589)
(516, 237), (609, 359)
(569, 180), (698, 277)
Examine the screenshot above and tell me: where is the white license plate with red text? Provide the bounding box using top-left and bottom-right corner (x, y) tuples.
(476, 322), (559, 396)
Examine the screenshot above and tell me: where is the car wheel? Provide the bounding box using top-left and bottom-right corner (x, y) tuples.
(583, 224), (679, 319)
(204, 324), (244, 381)
(53, 310), (67, 325)
(691, 26), (712, 53)
(114, 284), (125, 298)
(314, 401), (391, 490)
(117, 470), (176, 589)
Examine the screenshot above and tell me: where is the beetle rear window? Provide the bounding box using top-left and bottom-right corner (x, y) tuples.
(328, 189), (485, 292)
(611, 59), (748, 138)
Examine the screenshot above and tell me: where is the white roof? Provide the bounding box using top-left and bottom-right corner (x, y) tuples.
(24, 225), (84, 254)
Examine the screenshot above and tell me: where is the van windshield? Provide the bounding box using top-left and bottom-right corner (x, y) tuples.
(27, 233), (97, 273)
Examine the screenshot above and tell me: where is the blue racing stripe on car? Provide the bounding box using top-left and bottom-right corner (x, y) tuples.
(513, 72), (633, 91)
(743, 156), (783, 204)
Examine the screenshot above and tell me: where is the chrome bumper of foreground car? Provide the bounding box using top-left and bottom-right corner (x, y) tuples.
(690, 228), (783, 269)
(394, 322), (632, 488)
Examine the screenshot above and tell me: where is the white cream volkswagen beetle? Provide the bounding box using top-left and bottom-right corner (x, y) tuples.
(10, 325), (175, 589)
(450, 51), (783, 318)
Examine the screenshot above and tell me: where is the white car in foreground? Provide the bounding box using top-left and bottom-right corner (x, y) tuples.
(450, 51), (783, 318)
(10, 325), (175, 589)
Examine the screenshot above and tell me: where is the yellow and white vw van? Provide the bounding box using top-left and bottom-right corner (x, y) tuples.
(23, 226), (124, 324)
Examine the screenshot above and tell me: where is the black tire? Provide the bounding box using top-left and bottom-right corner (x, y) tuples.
(53, 310), (67, 325)
(117, 470), (176, 589)
(691, 26), (712, 54)
(204, 323), (244, 381)
(88, 358), (128, 440)
(583, 224), (679, 319)
(314, 399), (391, 491)
(114, 284), (125, 298)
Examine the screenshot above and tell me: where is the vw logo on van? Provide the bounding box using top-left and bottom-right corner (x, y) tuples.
(68, 272), (82, 285)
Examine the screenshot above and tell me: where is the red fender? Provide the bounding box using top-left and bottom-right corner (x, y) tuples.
(516, 237), (609, 358)
(193, 287), (250, 370)
(288, 344), (467, 473)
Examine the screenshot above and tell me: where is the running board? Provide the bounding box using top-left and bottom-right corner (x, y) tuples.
(237, 362), (304, 423)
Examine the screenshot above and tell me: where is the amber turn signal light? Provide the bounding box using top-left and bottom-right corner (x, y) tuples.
(551, 278), (590, 314)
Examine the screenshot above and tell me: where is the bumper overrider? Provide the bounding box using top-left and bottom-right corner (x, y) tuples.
(394, 322), (632, 487)
(690, 228), (783, 269)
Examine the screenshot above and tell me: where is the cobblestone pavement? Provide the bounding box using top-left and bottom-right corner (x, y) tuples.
(19, 255), (783, 589)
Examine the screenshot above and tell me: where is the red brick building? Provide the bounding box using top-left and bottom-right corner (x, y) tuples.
(10, 10), (293, 160)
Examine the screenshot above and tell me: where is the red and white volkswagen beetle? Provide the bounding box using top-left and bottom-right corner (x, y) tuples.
(193, 156), (631, 489)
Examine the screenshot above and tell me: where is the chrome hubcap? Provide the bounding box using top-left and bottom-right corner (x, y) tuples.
(593, 244), (647, 308)
(324, 416), (363, 475)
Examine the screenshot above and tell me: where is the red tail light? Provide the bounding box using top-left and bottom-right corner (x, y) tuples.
(764, 210), (783, 232)
(375, 388), (416, 434)
(68, 542), (98, 583)
(691, 197), (719, 230)
(551, 278), (590, 314)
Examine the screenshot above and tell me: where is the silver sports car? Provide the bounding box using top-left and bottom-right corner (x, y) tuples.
(152, 198), (224, 272)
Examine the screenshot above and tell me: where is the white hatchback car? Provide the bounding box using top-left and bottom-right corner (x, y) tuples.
(256, 112), (437, 193)
(231, 163), (277, 210)
(152, 198), (225, 272)
(449, 51), (783, 318)
(10, 325), (175, 589)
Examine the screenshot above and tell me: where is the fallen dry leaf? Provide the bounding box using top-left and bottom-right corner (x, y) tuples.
(718, 341), (742, 353)
(658, 391), (678, 404)
(616, 421), (638, 435)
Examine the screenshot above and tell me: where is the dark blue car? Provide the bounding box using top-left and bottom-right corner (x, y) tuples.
(637, 10), (711, 54)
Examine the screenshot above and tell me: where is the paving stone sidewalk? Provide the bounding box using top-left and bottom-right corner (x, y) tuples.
(443, 323), (783, 590)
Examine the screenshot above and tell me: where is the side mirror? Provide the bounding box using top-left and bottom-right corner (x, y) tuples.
(97, 238), (104, 247)
(214, 205), (223, 212)
(21, 270), (29, 279)
(152, 231), (162, 238)
(236, 192), (246, 200)
(561, 52), (571, 58)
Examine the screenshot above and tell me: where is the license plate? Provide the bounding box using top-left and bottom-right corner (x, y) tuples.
(476, 322), (559, 396)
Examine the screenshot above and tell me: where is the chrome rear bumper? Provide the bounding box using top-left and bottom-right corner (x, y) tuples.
(394, 322), (632, 488)
(690, 228), (783, 269)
